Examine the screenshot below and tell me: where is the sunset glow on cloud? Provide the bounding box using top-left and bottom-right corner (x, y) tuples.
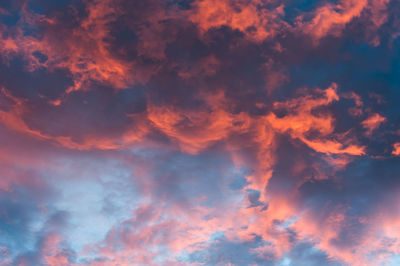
(1, 0), (400, 265)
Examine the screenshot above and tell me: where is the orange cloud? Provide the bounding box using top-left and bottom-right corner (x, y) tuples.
(0, 0), (165, 100)
(361, 113), (386, 136)
(266, 83), (365, 156)
(190, 0), (286, 42)
(147, 91), (250, 154)
(298, 0), (390, 44)
(300, 0), (367, 39)
(393, 143), (400, 156)
(291, 194), (400, 266)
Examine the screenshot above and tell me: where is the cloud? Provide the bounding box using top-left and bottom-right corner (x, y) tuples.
(267, 83), (365, 156)
(361, 113), (386, 136)
(189, 0), (286, 42)
(393, 142), (400, 156)
(0, 0), (400, 265)
(297, 0), (390, 45)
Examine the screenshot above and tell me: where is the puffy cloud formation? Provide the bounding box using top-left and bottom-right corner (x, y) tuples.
(0, 0), (400, 265)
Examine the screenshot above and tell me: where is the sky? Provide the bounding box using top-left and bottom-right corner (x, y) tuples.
(0, 0), (400, 265)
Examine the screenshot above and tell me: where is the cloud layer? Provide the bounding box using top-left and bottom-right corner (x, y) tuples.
(1, 0), (400, 265)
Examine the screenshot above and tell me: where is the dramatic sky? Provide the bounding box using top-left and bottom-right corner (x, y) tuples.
(1, 0), (400, 265)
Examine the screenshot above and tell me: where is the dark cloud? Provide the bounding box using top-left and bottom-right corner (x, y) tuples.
(0, 0), (400, 265)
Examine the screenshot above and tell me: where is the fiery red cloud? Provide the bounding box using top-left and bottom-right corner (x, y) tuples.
(0, 0), (400, 265)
